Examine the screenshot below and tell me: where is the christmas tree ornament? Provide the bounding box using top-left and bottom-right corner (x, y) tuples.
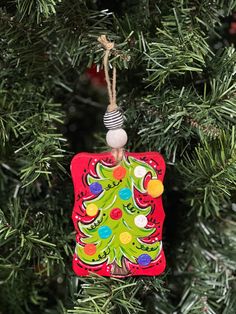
(71, 35), (166, 277)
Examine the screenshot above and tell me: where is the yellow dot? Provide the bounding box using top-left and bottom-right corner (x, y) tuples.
(119, 232), (132, 244)
(86, 204), (98, 216)
(147, 179), (164, 198)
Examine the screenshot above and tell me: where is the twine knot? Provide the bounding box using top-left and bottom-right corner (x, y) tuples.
(98, 35), (114, 50)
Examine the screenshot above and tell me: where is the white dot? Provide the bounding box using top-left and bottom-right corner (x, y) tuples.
(134, 166), (147, 178)
(134, 215), (148, 228)
(154, 165), (156, 168)
(75, 215), (78, 219)
(75, 258), (78, 261)
(155, 237), (158, 240)
(92, 163), (95, 165)
(94, 159), (97, 161)
(150, 161), (152, 163)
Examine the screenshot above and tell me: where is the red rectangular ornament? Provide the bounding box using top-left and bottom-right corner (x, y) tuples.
(71, 151), (166, 277)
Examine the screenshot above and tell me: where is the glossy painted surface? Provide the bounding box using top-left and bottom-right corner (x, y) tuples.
(71, 151), (166, 277)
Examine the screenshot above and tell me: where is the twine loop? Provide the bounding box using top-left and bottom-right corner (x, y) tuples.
(98, 35), (124, 163)
(98, 35), (117, 112)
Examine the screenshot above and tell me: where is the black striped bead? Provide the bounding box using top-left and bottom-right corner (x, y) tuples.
(103, 110), (124, 130)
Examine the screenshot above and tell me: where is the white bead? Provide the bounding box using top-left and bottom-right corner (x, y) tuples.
(106, 129), (128, 149)
(134, 166), (147, 178)
(134, 215), (148, 228)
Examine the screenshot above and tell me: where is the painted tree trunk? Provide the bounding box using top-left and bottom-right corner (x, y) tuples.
(111, 258), (130, 276)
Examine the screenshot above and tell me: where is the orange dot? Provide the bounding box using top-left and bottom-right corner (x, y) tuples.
(113, 166), (126, 180)
(84, 243), (96, 256)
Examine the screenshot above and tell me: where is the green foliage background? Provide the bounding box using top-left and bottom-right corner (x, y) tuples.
(0, 1), (236, 313)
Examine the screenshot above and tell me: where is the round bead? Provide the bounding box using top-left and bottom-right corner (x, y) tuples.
(110, 208), (123, 220)
(98, 226), (112, 239)
(119, 188), (132, 200)
(113, 166), (126, 180)
(106, 129), (128, 149)
(89, 182), (103, 195)
(134, 166), (147, 178)
(137, 254), (151, 266)
(86, 204), (99, 216)
(103, 110), (124, 130)
(147, 179), (164, 198)
(134, 215), (148, 228)
(119, 232), (132, 244)
(84, 243), (96, 256)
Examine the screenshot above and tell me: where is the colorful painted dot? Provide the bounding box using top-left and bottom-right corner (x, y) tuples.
(134, 166), (147, 178)
(137, 254), (151, 266)
(113, 166), (126, 180)
(134, 215), (148, 228)
(98, 226), (112, 239)
(86, 203), (99, 216)
(119, 188), (132, 200)
(119, 232), (132, 244)
(89, 182), (103, 195)
(110, 208), (123, 220)
(84, 243), (96, 256)
(147, 179), (164, 198)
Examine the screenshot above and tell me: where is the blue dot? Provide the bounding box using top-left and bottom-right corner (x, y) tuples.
(98, 226), (112, 239)
(89, 182), (103, 195)
(137, 254), (151, 266)
(119, 188), (132, 200)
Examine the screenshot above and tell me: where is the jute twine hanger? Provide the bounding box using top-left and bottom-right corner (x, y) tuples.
(98, 35), (124, 162)
(97, 35), (117, 112)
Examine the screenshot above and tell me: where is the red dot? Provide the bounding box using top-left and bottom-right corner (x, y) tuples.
(113, 166), (126, 180)
(84, 244), (96, 256)
(110, 208), (123, 220)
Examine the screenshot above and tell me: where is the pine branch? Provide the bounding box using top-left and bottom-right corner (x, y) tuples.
(16, 0), (61, 23)
(178, 130), (236, 217)
(66, 275), (168, 314)
(145, 7), (211, 90)
(1, 0), (236, 313)
(126, 47), (236, 161)
(174, 211), (236, 313)
(0, 81), (66, 186)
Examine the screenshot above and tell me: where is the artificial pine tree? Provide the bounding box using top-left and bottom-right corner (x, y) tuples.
(0, 1), (236, 314)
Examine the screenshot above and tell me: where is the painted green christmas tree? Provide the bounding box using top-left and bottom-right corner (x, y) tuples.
(76, 156), (162, 275)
